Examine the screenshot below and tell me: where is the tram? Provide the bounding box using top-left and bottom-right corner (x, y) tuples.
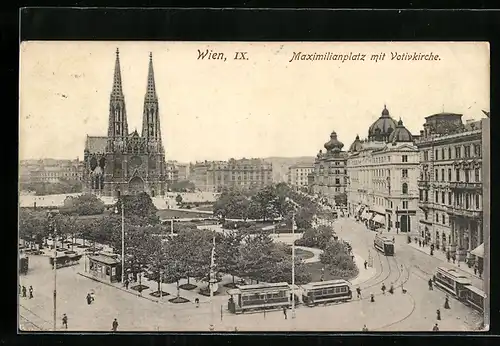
(227, 282), (297, 314)
(374, 234), (394, 256)
(432, 267), (472, 300)
(49, 253), (82, 269)
(301, 280), (352, 306)
(464, 285), (486, 313)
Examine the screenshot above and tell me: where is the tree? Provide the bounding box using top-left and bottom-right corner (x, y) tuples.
(334, 193), (347, 206)
(213, 189), (250, 219)
(170, 180), (196, 192)
(116, 193), (159, 226)
(18, 209), (49, 249)
(320, 240), (358, 280)
(216, 231), (244, 285)
(162, 237), (189, 299)
(176, 228), (213, 284)
(60, 194), (105, 216)
(238, 232), (281, 283)
(175, 194), (183, 205)
(143, 235), (168, 294)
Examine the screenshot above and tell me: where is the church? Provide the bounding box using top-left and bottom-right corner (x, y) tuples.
(83, 49), (167, 197)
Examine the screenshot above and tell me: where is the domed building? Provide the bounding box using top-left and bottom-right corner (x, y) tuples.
(346, 105), (419, 235)
(308, 131), (348, 206)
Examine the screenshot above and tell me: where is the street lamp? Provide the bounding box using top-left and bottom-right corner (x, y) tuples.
(285, 197), (299, 319)
(47, 212), (58, 331)
(114, 201), (125, 285)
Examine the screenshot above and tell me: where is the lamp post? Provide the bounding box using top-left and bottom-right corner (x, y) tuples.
(291, 211), (296, 319)
(115, 201), (125, 285)
(209, 235), (216, 331)
(53, 225), (57, 331)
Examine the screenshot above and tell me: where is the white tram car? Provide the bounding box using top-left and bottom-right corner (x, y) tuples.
(301, 280), (352, 306)
(374, 234), (394, 256)
(227, 282), (298, 314)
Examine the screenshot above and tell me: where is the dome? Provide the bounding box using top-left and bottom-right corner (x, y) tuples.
(349, 134), (363, 152)
(389, 118), (413, 142)
(324, 131), (344, 151)
(368, 105), (397, 141)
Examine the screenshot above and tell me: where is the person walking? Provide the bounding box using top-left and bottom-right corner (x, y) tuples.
(388, 283), (394, 294)
(370, 293), (375, 302)
(444, 295), (450, 309)
(86, 293), (92, 305)
(381, 283), (386, 295)
(433, 323), (439, 331)
(29, 286), (33, 299)
(364, 260), (368, 270)
(195, 298), (200, 308)
(282, 306), (288, 320)
(446, 252), (451, 263)
(22, 286), (27, 298)
(362, 325), (368, 331)
(428, 278), (433, 290)
(62, 314), (68, 329)
(112, 318), (118, 332)
(436, 309), (441, 320)
(356, 287), (362, 299)
(125, 279), (129, 290)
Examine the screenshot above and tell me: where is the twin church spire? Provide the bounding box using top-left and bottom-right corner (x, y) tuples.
(107, 48), (162, 143)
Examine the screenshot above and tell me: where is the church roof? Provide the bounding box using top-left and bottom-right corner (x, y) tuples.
(85, 136), (108, 154)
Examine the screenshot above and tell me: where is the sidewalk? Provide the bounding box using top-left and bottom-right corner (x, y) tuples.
(407, 241), (483, 281)
(350, 253), (377, 286)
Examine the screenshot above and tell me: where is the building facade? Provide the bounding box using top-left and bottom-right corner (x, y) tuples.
(191, 158), (273, 192)
(176, 163), (191, 181)
(288, 164), (314, 190)
(83, 49), (167, 197)
(20, 159), (84, 184)
(347, 106), (419, 233)
(309, 131), (348, 205)
(416, 113), (484, 263)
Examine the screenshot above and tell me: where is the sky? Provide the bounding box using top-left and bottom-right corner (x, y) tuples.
(19, 41), (490, 163)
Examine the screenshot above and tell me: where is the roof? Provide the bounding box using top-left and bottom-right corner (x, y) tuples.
(437, 267), (471, 282)
(85, 136), (108, 154)
(465, 285), (486, 298)
(89, 254), (120, 265)
(238, 282), (290, 291)
(302, 279), (349, 289)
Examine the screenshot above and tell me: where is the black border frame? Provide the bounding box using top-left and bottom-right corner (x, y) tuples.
(5, 6), (499, 346)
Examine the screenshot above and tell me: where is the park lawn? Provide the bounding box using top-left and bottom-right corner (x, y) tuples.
(305, 261), (359, 283)
(156, 209), (213, 219)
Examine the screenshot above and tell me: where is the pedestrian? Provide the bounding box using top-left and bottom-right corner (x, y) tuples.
(125, 279), (129, 290)
(112, 318), (118, 332)
(86, 293), (92, 305)
(419, 240), (422, 247)
(364, 260), (367, 270)
(356, 287), (361, 299)
(22, 286), (27, 298)
(389, 283), (394, 294)
(62, 313), (68, 329)
(381, 283), (386, 295)
(436, 309), (441, 320)
(29, 285), (33, 299)
(446, 252), (450, 262)
(195, 297), (200, 308)
(392, 236), (395, 243)
(444, 296), (450, 309)
(283, 306), (287, 320)
(433, 323), (439, 331)
(428, 278), (433, 290)
(370, 293), (375, 302)
(452, 254), (456, 264)
(362, 324), (368, 331)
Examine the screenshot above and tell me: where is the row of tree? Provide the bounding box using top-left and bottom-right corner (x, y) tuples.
(213, 183), (320, 229)
(20, 178), (83, 196)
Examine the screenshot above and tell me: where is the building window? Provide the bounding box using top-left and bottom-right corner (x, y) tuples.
(335, 178), (340, 185)
(475, 168), (480, 182)
(425, 190), (428, 202)
(435, 150), (439, 160)
(448, 192), (452, 205)
(441, 214), (445, 224)
(402, 169), (408, 178)
(474, 144), (481, 157)
(464, 145), (471, 158)
(424, 151), (429, 161)
(402, 183), (408, 194)
(456, 168), (460, 182)
(448, 168), (452, 181)
(435, 213), (439, 222)
(419, 189), (423, 201)
(424, 211), (428, 220)
(455, 146), (461, 159)
(448, 147), (452, 159)
(435, 169), (438, 181)
(464, 169), (470, 183)
(441, 169), (445, 181)
(476, 194), (480, 209)
(402, 155), (408, 163)
(441, 148), (445, 160)
(441, 192), (445, 204)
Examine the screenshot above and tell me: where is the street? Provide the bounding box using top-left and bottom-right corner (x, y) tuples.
(18, 216), (483, 332)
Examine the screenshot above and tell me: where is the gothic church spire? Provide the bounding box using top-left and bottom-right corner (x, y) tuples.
(107, 48), (129, 139)
(142, 52), (162, 144)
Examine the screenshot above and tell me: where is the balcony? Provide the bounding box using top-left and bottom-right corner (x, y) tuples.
(449, 182), (482, 191)
(417, 180), (430, 188)
(418, 200), (431, 210)
(446, 205), (482, 219)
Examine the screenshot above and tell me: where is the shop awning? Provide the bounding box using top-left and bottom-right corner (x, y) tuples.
(471, 243), (484, 258)
(373, 214), (385, 225)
